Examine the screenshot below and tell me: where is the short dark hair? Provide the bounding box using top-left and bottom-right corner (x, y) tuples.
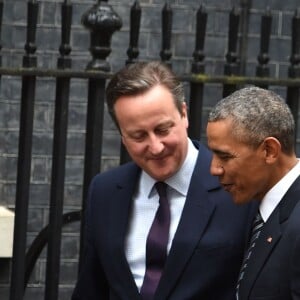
(208, 86), (295, 154)
(106, 61), (185, 127)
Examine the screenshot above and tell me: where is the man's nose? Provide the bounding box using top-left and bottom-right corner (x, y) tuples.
(148, 135), (164, 154)
(210, 157), (224, 176)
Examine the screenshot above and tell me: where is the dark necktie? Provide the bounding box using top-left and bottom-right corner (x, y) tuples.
(236, 211), (264, 300)
(140, 182), (170, 300)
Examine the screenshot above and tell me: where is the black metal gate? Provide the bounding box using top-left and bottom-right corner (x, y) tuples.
(0, 1), (299, 299)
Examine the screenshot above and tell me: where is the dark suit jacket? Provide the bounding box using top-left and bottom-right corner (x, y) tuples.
(238, 175), (300, 300)
(72, 143), (254, 300)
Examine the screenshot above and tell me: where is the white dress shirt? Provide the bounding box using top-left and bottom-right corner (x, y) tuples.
(259, 159), (300, 222)
(124, 139), (198, 290)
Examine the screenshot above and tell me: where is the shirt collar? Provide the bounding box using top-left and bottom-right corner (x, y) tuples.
(140, 138), (198, 197)
(260, 159), (300, 222)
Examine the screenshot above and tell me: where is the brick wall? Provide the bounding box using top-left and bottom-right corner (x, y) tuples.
(0, 0), (298, 299)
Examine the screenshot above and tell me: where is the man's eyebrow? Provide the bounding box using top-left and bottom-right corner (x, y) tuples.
(211, 149), (230, 156)
(156, 120), (174, 127)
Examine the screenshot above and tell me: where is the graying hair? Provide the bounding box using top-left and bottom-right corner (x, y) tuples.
(106, 61), (185, 127)
(208, 86), (295, 154)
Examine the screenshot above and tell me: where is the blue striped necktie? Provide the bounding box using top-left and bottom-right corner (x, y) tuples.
(236, 211), (264, 300)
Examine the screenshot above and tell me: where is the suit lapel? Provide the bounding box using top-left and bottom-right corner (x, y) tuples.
(106, 164), (142, 299)
(154, 144), (219, 299)
(240, 175), (300, 299)
(240, 210), (281, 299)
(278, 175), (300, 223)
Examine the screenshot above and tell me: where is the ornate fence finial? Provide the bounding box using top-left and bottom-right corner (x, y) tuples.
(192, 4), (207, 73)
(0, 0), (3, 68)
(82, 0), (122, 71)
(160, 1), (173, 67)
(224, 6), (240, 76)
(23, 0), (38, 67)
(286, 8), (300, 145)
(223, 6), (240, 97)
(256, 7), (272, 79)
(289, 8), (300, 78)
(126, 0), (141, 65)
(58, 0), (72, 68)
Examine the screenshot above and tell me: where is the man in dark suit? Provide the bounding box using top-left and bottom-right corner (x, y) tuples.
(72, 61), (254, 300)
(207, 86), (300, 300)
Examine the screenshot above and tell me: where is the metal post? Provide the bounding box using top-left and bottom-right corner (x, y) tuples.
(44, 1), (72, 299)
(126, 0), (141, 65)
(160, 1), (173, 67)
(188, 4), (207, 140)
(9, 1), (38, 299)
(223, 6), (240, 97)
(256, 7), (272, 89)
(287, 8), (300, 144)
(79, 0), (122, 270)
(120, 0), (142, 165)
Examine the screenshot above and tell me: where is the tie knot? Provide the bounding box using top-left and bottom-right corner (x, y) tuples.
(251, 211), (264, 237)
(155, 181), (167, 199)
(253, 211), (263, 226)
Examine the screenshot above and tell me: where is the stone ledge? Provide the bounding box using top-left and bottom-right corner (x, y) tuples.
(0, 206), (14, 258)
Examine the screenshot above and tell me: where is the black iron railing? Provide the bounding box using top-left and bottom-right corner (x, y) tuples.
(0, 1), (298, 299)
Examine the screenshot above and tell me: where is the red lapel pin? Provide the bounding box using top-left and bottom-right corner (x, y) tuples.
(267, 236), (272, 243)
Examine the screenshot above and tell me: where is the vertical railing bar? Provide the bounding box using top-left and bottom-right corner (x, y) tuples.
(188, 4), (207, 140)
(79, 0), (122, 270)
(126, 0), (141, 65)
(120, 0), (142, 165)
(9, 1), (38, 299)
(160, 1), (173, 67)
(287, 8), (300, 144)
(44, 1), (72, 299)
(256, 7), (272, 89)
(239, 0), (252, 75)
(0, 0), (3, 72)
(223, 6), (240, 97)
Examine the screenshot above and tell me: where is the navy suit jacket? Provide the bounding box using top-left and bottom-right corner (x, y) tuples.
(72, 142), (254, 300)
(238, 175), (300, 300)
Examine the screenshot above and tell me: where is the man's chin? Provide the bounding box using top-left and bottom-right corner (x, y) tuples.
(146, 169), (171, 181)
(232, 195), (252, 205)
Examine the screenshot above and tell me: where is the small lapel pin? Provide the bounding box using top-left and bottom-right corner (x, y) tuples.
(267, 236), (272, 243)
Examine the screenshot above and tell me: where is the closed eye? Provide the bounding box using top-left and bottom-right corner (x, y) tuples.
(155, 127), (170, 136)
(213, 150), (234, 162)
(125, 131), (147, 142)
(154, 121), (175, 136)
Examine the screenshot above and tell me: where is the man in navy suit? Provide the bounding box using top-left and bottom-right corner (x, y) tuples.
(72, 61), (254, 300)
(207, 86), (300, 300)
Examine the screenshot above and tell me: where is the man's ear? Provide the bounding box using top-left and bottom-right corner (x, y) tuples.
(262, 137), (281, 164)
(181, 102), (188, 117)
(181, 102), (189, 128)
(121, 135), (126, 145)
